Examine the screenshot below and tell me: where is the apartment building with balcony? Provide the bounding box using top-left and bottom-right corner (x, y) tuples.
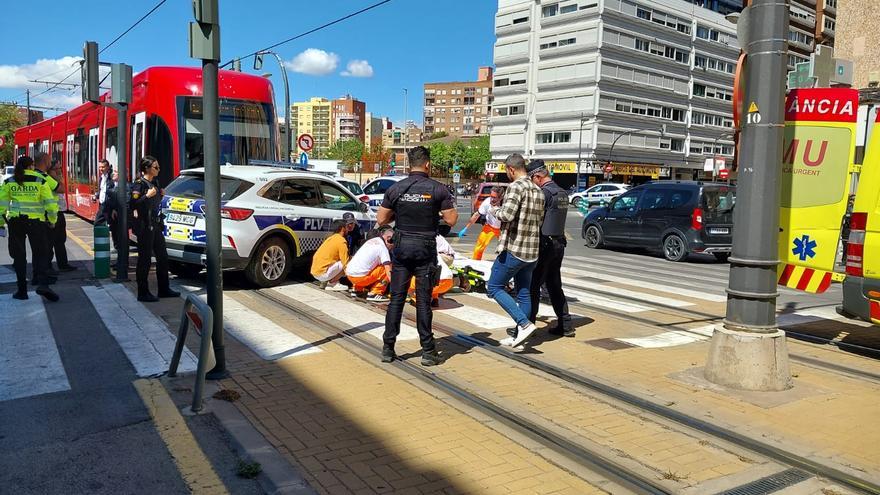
(786, 0), (836, 70)
(332, 95), (367, 144)
(291, 97), (333, 157)
(490, 0), (739, 186)
(423, 67), (494, 138)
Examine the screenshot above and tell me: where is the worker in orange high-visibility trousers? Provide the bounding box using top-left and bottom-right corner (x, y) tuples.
(458, 186), (503, 260)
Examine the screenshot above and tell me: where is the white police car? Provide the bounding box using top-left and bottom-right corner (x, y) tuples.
(570, 183), (630, 207)
(161, 165), (375, 287)
(362, 175), (406, 208)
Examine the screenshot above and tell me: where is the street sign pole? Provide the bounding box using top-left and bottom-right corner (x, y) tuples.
(705, 0), (791, 391)
(191, 0), (227, 379)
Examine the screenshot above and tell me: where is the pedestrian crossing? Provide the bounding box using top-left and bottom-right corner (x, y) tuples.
(83, 284), (198, 377)
(172, 281), (324, 361)
(0, 293), (71, 402)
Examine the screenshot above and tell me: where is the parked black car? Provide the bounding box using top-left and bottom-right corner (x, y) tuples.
(581, 181), (736, 262)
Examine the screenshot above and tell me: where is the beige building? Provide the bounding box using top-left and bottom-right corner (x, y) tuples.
(833, 0), (880, 88)
(290, 97), (332, 157)
(364, 112), (387, 146)
(424, 67), (494, 138)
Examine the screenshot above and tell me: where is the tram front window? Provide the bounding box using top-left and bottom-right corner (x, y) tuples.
(181, 97), (276, 169)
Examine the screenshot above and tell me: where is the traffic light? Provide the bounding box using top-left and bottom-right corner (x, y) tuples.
(390, 154), (396, 167)
(82, 41), (99, 103)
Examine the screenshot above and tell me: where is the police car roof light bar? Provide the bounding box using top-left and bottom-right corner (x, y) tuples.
(248, 159), (309, 171)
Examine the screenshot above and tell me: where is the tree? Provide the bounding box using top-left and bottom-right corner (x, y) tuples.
(0, 105), (25, 165)
(428, 131), (448, 140)
(426, 141), (452, 176)
(461, 136), (490, 179)
(325, 139), (365, 169)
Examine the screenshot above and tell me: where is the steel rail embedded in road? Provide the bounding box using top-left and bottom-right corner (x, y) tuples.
(331, 290), (880, 495)
(252, 288), (673, 495)
(556, 280), (880, 381)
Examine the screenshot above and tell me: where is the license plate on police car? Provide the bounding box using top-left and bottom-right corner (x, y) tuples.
(709, 227), (729, 235)
(166, 212), (197, 226)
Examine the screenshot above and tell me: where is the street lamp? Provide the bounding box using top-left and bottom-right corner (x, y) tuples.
(576, 114), (599, 192)
(403, 88), (408, 171)
(255, 51), (291, 162)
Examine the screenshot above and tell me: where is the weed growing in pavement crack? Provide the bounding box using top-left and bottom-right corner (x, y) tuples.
(661, 470), (688, 482)
(213, 389), (241, 402)
(698, 439), (711, 446)
(237, 460), (262, 479)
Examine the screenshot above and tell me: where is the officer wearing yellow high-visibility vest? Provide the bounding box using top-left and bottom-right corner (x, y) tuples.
(0, 155), (60, 301)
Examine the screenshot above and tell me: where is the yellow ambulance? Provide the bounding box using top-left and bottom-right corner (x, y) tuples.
(841, 112), (880, 324)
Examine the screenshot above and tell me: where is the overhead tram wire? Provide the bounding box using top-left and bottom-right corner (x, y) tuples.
(220, 0), (393, 69)
(16, 0), (168, 107)
(99, 0), (168, 54)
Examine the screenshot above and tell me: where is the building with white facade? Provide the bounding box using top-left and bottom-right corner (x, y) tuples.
(490, 0), (740, 187)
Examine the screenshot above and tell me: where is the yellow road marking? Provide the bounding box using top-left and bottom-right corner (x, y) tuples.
(133, 379), (229, 495)
(67, 230), (94, 256)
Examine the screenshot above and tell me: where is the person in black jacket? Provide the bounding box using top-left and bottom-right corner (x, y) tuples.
(130, 156), (179, 302)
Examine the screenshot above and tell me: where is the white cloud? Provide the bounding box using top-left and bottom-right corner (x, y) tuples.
(283, 48), (339, 76)
(0, 56), (85, 90)
(341, 60), (374, 78)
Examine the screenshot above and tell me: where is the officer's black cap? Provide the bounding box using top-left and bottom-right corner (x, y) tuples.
(526, 159), (548, 176)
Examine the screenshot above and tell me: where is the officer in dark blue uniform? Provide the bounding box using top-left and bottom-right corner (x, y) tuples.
(130, 156), (179, 302)
(377, 146), (458, 366)
(527, 159), (574, 336)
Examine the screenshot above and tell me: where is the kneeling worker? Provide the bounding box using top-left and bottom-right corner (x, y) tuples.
(311, 220), (350, 291)
(345, 226), (394, 302)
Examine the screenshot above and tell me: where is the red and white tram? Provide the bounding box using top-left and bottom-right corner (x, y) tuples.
(14, 66), (279, 220)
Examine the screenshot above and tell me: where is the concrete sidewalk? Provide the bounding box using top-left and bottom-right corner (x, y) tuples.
(0, 215), (267, 495)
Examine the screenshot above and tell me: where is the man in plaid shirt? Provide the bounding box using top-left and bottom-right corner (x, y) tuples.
(487, 154), (545, 347)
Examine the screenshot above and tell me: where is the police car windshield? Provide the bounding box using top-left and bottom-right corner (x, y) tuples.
(165, 174), (253, 201)
(180, 97), (276, 170)
(340, 181), (364, 196)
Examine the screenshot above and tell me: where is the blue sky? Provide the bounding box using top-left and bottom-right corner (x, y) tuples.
(2, 0), (497, 126)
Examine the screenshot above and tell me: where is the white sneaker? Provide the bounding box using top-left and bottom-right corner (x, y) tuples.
(325, 283), (348, 292)
(511, 323), (537, 347)
(366, 293), (390, 303)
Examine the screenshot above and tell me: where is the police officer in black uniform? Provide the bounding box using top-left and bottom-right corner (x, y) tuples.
(130, 156), (179, 302)
(527, 159), (574, 336)
(377, 146), (458, 366)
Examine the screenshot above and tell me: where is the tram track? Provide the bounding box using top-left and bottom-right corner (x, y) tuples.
(251, 288), (673, 495)
(555, 280), (880, 382)
(311, 287), (880, 495)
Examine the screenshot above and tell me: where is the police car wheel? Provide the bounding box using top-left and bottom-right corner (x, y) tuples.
(584, 225), (604, 249)
(246, 237), (291, 288)
(169, 261), (203, 279)
(571, 196), (583, 207)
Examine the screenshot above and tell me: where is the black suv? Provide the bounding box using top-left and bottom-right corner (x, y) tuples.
(581, 181), (735, 262)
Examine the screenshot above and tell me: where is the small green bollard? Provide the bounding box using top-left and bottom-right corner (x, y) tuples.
(94, 224), (111, 279)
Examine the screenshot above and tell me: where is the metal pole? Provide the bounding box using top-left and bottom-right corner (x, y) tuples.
(26, 90), (31, 125)
(197, 3), (227, 379)
(403, 88), (408, 172)
(705, 0), (791, 391)
(576, 114), (584, 192)
(268, 52), (291, 162)
(115, 105), (129, 281)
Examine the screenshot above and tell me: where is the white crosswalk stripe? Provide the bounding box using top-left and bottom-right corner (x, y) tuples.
(173, 282), (324, 361)
(567, 256), (727, 286)
(559, 266), (727, 302)
(584, 250), (731, 276)
(272, 284), (420, 341)
(458, 290), (650, 316)
(0, 266), (16, 284)
(82, 284), (198, 377)
(1, 293), (71, 402)
(562, 278), (693, 308)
